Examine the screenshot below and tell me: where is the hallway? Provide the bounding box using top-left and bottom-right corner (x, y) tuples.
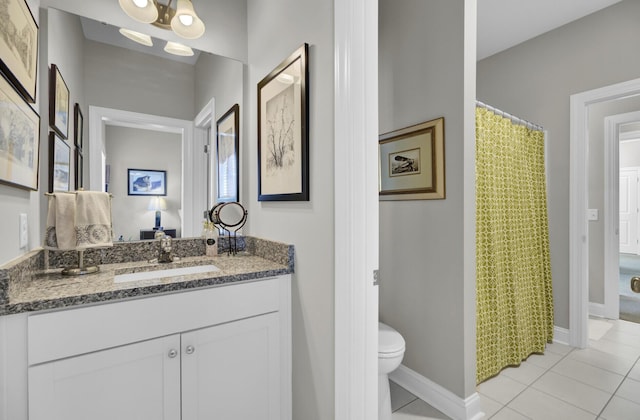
(390, 318), (640, 419)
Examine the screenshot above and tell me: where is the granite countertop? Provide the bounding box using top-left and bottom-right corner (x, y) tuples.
(0, 236), (294, 315)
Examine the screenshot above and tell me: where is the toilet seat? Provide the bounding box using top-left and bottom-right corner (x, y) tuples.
(379, 322), (405, 356)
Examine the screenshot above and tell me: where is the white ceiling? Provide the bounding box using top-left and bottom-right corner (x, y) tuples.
(477, 0), (623, 60)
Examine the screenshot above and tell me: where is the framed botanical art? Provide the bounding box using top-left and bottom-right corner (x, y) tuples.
(0, 0), (38, 103)
(257, 43), (309, 201)
(0, 73), (40, 190)
(74, 103), (83, 149)
(216, 103), (240, 203)
(74, 148), (83, 190)
(49, 131), (70, 192)
(379, 117), (445, 200)
(127, 169), (167, 196)
(49, 64), (69, 139)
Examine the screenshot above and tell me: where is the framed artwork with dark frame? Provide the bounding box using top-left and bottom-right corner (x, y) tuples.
(49, 64), (69, 139)
(0, 73), (40, 190)
(127, 168), (167, 196)
(216, 103), (240, 203)
(74, 148), (83, 190)
(379, 117), (445, 200)
(49, 131), (70, 192)
(257, 43), (309, 201)
(0, 0), (38, 103)
(74, 103), (83, 149)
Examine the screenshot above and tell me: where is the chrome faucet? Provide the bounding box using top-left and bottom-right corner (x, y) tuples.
(155, 230), (174, 263)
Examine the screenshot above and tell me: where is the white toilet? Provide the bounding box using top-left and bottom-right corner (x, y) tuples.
(378, 322), (406, 420)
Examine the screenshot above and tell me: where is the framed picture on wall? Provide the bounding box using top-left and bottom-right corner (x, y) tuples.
(49, 64), (69, 139)
(216, 103), (240, 202)
(0, 0), (38, 103)
(74, 103), (83, 149)
(74, 148), (83, 190)
(379, 117), (445, 200)
(127, 168), (167, 196)
(0, 73), (40, 190)
(49, 131), (70, 192)
(257, 43), (309, 201)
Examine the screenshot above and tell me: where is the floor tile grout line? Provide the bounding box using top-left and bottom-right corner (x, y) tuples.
(596, 354), (640, 418)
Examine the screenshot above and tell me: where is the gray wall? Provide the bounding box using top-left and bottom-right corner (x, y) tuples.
(477, 0), (640, 329)
(246, 0), (334, 417)
(105, 126), (182, 241)
(195, 53), (243, 122)
(379, 0), (475, 399)
(588, 96), (640, 304)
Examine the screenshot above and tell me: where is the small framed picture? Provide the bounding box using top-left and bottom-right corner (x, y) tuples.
(0, 72), (40, 190)
(0, 0), (38, 103)
(127, 168), (167, 196)
(74, 148), (83, 190)
(258, 43), (309, 201)
(49, 64), (69, 139)
(216, 103), (240, 202)
(74, 103), (83, 149)
(379, 117), (445, 200)
(49, 131), (70, 192)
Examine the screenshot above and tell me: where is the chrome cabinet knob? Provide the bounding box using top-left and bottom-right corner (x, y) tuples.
(185, 345), (195, 355)
(168, 349), (178, 358)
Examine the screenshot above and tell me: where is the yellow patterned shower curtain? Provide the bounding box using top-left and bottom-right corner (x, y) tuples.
(475, 107), (554, 384)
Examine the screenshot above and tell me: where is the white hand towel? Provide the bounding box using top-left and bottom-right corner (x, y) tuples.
(45, 191), (113, 250)
(75, 191), (113, 249)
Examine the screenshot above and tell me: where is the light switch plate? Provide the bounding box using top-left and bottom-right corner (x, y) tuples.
(19, 213), (28, 249)
(587, 209), (599, 221)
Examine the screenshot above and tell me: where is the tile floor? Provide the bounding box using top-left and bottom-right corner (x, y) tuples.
(390, 318), (640, 419)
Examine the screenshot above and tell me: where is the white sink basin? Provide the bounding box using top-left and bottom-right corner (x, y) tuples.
(114, 264), (220, 283)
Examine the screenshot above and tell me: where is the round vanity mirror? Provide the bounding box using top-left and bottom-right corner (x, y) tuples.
(209, 202), (247, 231)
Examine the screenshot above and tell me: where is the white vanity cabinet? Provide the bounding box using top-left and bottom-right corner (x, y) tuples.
(26, 275), (291, 420)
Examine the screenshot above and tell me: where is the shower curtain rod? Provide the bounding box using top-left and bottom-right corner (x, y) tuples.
(476, 100), (544, 131)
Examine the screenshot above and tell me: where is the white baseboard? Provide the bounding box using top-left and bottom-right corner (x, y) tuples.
(389, 365), (484, 420)
(553, 325), (570, 346)
(589, 302), (607, 319)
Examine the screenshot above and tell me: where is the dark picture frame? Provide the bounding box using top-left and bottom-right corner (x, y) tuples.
(127, 168), (167, 196)
(257, 43), (309, 201)
(74, 148), (83, 190)
(379, 117), (445, 200)
(49, 64), (69, 139)
(216, 103), (240, 202)
(0, 73), (40, 190)
(74, 103), (83, 149)
(0, 0), (38, 103)
(49, 131), (70, 192)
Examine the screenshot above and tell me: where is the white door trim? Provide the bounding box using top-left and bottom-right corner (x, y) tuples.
(603, 111), (640, 319)
(334, 0), (379, 418)
(570, 77), (640, 348)
(88, 106), (197, 237)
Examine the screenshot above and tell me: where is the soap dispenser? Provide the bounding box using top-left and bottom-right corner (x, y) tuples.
(203, 221), (218, 257)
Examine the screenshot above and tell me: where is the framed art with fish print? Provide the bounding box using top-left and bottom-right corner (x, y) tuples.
(379, 117), (445, 200)
(257, 43), (309, 201)
(127, 168), (167, 196)
(0, 0), (38, 103)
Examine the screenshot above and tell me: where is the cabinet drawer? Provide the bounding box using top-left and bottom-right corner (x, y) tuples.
(28, 277), (281, 365)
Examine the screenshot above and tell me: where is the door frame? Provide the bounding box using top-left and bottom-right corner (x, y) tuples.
(334, 0), (379, 418)
(570, 77), (640, 347)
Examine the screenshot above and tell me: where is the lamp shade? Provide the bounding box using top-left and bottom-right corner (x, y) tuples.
(119, 0), (159, 24)
(119, 28), (153, 46)
(164, 41), (194, 56)
(148, 196), (167, 211)
(171, 0), (205, 39)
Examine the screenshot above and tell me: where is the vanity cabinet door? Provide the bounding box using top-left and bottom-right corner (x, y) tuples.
(28, 335), (181, 420)
(181, 312), (281, 420)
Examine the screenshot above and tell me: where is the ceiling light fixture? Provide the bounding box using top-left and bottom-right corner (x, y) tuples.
(164, 41), (194, 56)
(119, 28), (154, 46)
(118, 0), (205, 39)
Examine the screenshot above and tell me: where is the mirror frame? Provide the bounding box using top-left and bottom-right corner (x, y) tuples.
(88, 106), (202, 238)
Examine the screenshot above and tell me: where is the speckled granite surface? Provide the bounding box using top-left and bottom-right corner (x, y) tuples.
(0, 236), (294, 315)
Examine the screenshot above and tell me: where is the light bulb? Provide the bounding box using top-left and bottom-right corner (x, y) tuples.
(133, 0), (148, 7)
(178, 14), (193, 26)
